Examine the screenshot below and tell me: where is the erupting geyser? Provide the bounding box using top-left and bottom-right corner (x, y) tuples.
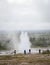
(11, 32), (31, 53)
(18, 32), (31, 53)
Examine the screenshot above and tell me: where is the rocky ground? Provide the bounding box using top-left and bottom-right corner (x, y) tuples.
(0, 54), (50, 65)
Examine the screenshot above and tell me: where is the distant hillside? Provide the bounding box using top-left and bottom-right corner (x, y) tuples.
(29, 32), (50, 47)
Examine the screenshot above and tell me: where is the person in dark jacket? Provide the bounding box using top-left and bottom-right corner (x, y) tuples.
(39, 49), (41, 54)
(14, 50), (16, 55)
(24, 50), (26, 54)
(29, 49), (31, 54)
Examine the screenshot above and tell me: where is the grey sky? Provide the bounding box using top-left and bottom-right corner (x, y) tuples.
(0, 0), (50, 31)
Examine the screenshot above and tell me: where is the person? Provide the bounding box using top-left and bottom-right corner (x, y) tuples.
(39, 49), (41, 54)
(14, 50), (16, 55)
(24, 50), (26, 54)
(29, 49), (31, 54)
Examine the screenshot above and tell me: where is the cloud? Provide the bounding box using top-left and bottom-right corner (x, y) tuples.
(7, 0), (32, 5)
(0, 0), (49, 31)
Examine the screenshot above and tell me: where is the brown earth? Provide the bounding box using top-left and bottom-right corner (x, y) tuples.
(0, 54), (50, 65)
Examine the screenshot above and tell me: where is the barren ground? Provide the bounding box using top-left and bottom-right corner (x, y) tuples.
(0, 54), (50, 65)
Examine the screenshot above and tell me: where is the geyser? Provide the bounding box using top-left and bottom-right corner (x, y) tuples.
(18, 32), (31, 53)
(10, 32), (31, 53)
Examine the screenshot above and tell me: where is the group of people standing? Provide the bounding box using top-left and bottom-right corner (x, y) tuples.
(24, 49), (31, 54)
(14, 49), (41, 55)
(14, 49), (31, 55)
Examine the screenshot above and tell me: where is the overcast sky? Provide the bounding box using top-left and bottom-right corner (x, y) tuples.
(0, 0), (50, 31)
